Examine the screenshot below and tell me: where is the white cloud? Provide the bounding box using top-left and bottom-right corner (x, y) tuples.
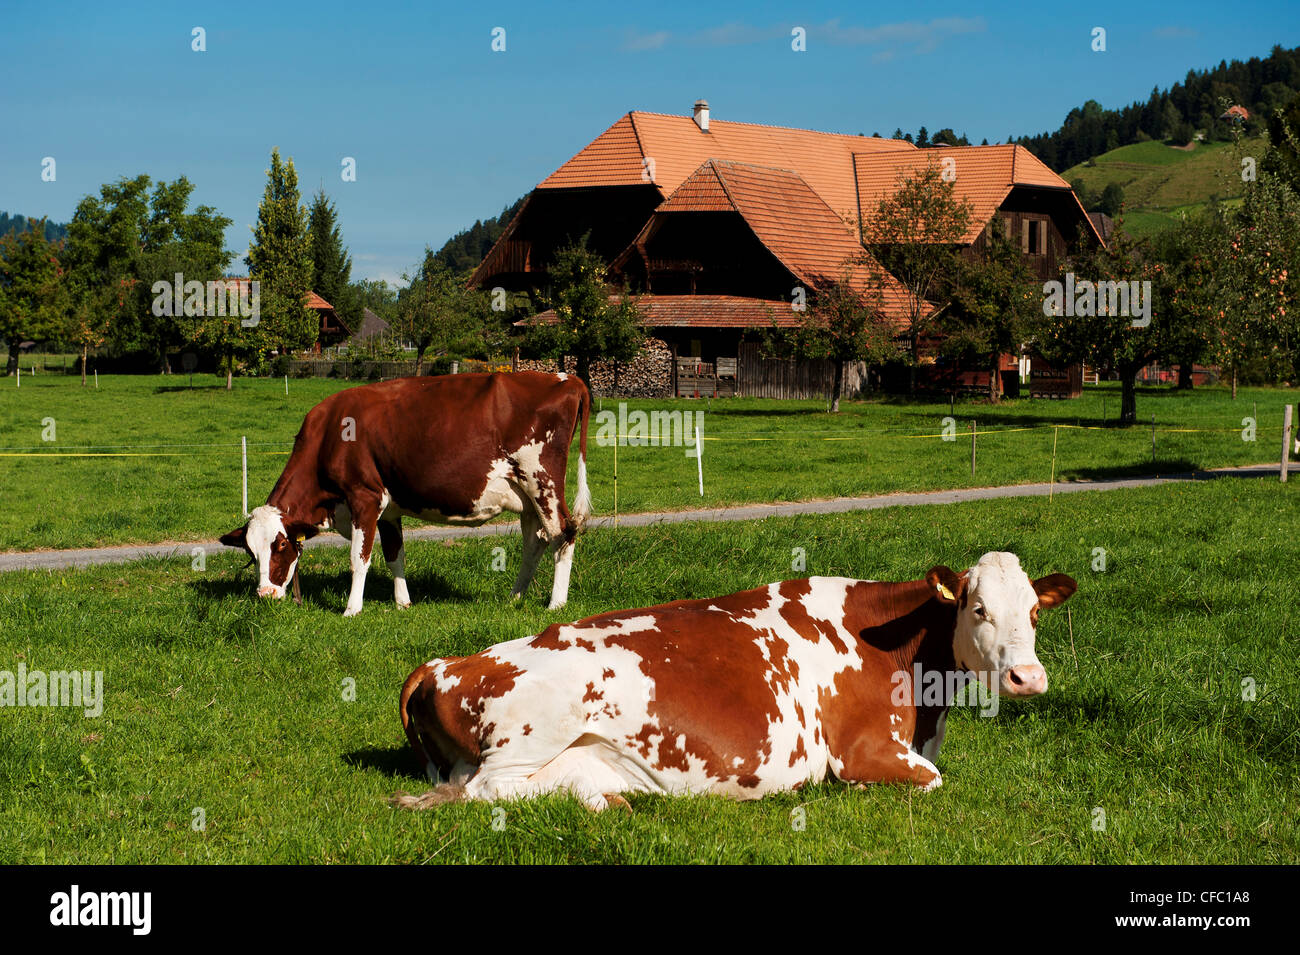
(814, 17), (987, 53)
(622, 28), (671, 51)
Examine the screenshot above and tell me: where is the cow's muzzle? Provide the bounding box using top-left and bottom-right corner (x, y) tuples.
(1000, 664), (1047, 697)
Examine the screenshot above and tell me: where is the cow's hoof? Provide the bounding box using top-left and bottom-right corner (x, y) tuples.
(604, 793), (632, 813)
(343, 605), (362, 618)
(395, 600), (412, 610)
(547, 600), (567, 611)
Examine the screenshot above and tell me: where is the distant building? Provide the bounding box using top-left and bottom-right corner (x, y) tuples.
(219, 278), (349, 351)
(475, 102), (1101, 396)
(350, 307), (390, 342)
(1087, 211), (1117, 243)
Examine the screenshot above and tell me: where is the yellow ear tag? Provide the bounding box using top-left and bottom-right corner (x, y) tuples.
(295, 534), (305, 543)
(936, 583), (955, 601)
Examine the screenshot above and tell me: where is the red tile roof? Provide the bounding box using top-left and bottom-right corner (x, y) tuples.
(540, 111), (915, 220)
(853, 144), (1091, 243)
(217, 277), (334, 310)
(639, 160), (923, 324)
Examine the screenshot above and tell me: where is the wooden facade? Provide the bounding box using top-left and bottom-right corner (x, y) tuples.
(1029, 356), (1084, 398)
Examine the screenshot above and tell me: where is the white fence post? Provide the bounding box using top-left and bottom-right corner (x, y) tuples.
(1282, 405), (1293, 483)
(695, 425), (704, 496)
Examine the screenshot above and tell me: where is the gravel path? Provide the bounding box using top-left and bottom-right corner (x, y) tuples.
(2, 463), (1292, 573)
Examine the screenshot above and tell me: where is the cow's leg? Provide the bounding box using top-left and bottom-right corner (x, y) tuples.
(343, 501), (381, 617)
(510, 507), (547, 601)
(506, 449), (578, 611)
(377, 516), (410, 608)
(837, 734), (943, 791)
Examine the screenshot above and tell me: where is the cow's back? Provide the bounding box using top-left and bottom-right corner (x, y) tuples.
(298, 373), (583, 517)
(424, 577), (883, 798)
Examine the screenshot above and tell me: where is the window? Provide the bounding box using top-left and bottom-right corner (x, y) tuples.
(1021, 217), (1048, 256)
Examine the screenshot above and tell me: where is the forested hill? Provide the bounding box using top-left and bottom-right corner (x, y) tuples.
(1, 211), (68, 244)
(1014, 44), (1300, 170)
(428, 195), (527, 273)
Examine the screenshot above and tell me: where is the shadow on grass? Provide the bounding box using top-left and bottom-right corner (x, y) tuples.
(188, 568), (475, 608)
(687, 405), (835, 418)
(1031, 686), (1299, 763)
(343, 745), (428, 782)
(1058, 459), (1293, 482)
(1058, 458), (1200, 481)
(153, 384), (226, 394)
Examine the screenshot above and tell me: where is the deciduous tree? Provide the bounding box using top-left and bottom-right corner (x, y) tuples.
(860, 163), (972, 394)
(0, 220), (65, 376)
(526, 240), (643, 388)
(943, 218), (1039, 403)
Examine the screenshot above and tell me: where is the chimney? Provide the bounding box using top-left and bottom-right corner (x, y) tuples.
(693, 99), (710, 132)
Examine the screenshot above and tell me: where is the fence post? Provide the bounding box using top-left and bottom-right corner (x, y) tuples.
(1282, 405), (1293, 483)
(242, 436), (249, 516)
(1049, 426), (1059, 502)
(695, 424), (704, 496)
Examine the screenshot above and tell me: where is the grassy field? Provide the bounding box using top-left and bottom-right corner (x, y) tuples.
(0, 373), (1295, 552)
(0, 477), (1294, 863)
(1062, 138), (1262, 238)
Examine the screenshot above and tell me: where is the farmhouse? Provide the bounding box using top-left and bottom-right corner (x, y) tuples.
(474, 101), (1102, 397)
(216, 278), (351, 351)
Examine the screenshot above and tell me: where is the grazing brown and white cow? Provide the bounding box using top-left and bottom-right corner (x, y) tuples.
(394, 552), (1076, 810)
(219, 371), (591, 616)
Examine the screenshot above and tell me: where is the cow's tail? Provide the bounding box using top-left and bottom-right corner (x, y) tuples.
(392, 661), (470, 810)
(571, 379), (592, 530)
(390, 785), (467, 810)
(398, 663), (434, 771)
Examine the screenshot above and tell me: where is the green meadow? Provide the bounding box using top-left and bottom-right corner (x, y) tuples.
(0, 477), (1294, 863)
(0, 373), (1292, 552)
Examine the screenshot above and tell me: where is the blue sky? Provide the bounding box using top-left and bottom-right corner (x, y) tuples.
(2, 0), (1297, 285)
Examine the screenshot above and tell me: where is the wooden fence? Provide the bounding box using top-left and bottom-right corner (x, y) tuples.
(287, 359), (430, 379)
(735, 343), (864, 400)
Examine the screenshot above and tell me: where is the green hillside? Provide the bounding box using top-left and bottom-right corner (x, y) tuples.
(1063, 138), (1264, 237)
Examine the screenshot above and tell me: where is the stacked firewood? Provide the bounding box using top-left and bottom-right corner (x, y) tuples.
(514, 337), (673, 398)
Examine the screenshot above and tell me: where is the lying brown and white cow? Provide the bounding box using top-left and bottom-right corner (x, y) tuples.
(394, 552), (1075, 809)
(220, 371), (591, 616)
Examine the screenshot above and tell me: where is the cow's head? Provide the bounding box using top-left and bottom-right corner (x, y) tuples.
(219, 505), (317, 600)
(926, 552), (1076, 698)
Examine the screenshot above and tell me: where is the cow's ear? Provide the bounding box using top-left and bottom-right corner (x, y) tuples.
(284, 522), (319, 549)
(926, 566), (967, 605)
(1033, 574), (1077, 609)
(219, 527), (249, 551)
